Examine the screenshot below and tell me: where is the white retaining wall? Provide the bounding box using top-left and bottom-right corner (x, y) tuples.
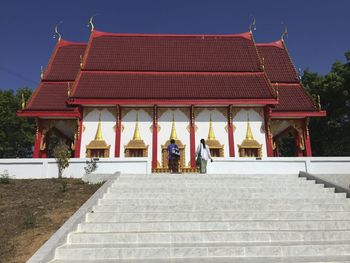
(0, 158), (150, 179)
(0, 157), (349, 179)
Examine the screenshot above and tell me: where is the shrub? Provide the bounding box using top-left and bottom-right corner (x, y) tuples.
(23, 211), (37, 229)
(53, 141), (71, 178)
(0, 170), (10, 184)
(84, 158), (98, 174)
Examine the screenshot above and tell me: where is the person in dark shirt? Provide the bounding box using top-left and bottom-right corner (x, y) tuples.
(167, 139), (180, 173)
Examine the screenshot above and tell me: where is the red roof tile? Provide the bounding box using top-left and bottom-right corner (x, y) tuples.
(26, 82), (74, 111)
(43, 40), (86, 81)
(256, 42), (299, 83)
(71, 71), (276, 100)
(273, 84), (317, 112)
(83, 31), (262, 72)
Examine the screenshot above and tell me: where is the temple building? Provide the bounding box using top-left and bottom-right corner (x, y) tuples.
(18, 27), (326, 172)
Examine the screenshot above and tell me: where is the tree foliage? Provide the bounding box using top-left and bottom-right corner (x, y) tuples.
(0, 88), (35, 158)
(53, 141), (71, 178)
(302, 51), (350, 156)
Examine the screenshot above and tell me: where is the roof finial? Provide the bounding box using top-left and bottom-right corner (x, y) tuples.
(40, 65), (44, 80)
(95, 112), (103, 140)
(88, 14), (99, 32)
(245, 112), (254, 140)
(133, 112), (141, 140)
(21, 93), (26, 110)
(170, 112), (178, 140)
(53, 21), (63, 41)
(281, 24), (288, 42)
(249, 16), (256, 33)
(208, 112), (216, 140)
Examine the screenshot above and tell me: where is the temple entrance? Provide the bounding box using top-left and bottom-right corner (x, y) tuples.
(274, 127), (304, 157)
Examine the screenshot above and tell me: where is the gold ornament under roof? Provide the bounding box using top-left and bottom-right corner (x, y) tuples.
(206, 113), (224, 157)
(86, 112), (110, 157)
(124, 112), (149, 157)
(207, 113), (216, 140)
(238, 112), (262, 157)
(170, 112), (178, 140)
(133, 112), (141, 140)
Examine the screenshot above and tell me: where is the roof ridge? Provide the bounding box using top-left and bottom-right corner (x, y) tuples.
(91, 30), (252, 39)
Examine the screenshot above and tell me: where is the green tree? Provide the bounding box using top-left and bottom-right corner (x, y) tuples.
(302, 51), (350, 156)
(53, 141), (71, 178)
(0, 88), (35, 158)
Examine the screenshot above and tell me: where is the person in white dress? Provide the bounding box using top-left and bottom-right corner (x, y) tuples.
(195, 138), (213, 173)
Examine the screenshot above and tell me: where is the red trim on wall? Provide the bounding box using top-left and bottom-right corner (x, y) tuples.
(190, 105), (196, 168)
(227, 106), (235, 157)
(264, 107), (274, 157)
(304, 118), (312, 156)
(115, 105), (121, 157)
(17, 111), (79, 118)
(152, 105), (158, 170)
(271, 111), (326, 117)
(68, 98), (278, 106)
(74, 108), (83, 158)
(33, 119), (42, 158)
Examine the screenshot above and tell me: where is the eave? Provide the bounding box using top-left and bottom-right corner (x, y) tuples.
(270, 111), (327, 118)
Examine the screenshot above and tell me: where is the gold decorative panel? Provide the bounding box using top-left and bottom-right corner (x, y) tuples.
(238, 113), (262, 157)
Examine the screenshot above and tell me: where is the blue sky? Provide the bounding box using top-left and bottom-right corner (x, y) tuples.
(0, 0), (349, 90)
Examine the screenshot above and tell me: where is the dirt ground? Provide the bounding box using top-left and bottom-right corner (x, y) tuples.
(0, 178), (101, 263)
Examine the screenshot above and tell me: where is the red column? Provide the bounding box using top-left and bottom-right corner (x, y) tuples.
(227, 105), (235, 157)
(114, 105), (122, 157)
(74, 108), (83, 158)
(33, 118), (42, 158)
(152, 105), (158, 170)
(264, 106), (274, 157)
(190, 105), (196, 168)
(304, 118), (312, 156)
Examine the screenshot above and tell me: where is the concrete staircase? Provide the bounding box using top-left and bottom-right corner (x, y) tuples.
(50, 174), (350, 262)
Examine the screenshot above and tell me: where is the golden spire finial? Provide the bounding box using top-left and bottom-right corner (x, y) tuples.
(170, 112), (178, 140)
(245, 112), (254, 140)
(281, 25), (288, 42)
(95, 112), (103, 140)
(88, 14), (99, 32)
(21, 93), (26, 110)
(40, 66), (44, 80)
(133, 112), (141, 140)
(249, 16), (256, 33)
(53, 21), (63, 41)
(67, 82), (71, 97)
(208, 112), (216, 140)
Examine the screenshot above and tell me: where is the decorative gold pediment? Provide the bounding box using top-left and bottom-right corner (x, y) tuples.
(205, 113), (224, 157)
(86, 113), (110, 158)
(238, 113), (262, 157)
(124, 112), (148, 157)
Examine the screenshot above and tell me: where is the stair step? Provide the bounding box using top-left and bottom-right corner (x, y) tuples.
(86, 211), (350, 223)
(55, 243), (350, 259)
(78, 220), (350, 233)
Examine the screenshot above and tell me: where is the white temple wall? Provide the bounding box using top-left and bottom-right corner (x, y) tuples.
(195, 108), (229, 157)
(233, 108), (267, 157)
(120, 108), (153, 160)
(158, 108), (190, 167)
(80, 108), (116, 157)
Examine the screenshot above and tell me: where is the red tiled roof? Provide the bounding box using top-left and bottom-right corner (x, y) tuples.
(43, 40), (86, 81)
(83, 31), (262, 72)
(71, 71), (276, 100)
(26, 82), (74, 111)
(273, 84), (317, 112)
(256, 41), (299, 83)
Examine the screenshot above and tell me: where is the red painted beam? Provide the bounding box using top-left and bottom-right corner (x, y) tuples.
(270, 111), (326, 117)
(227, 106), (235, 157)
(190, 105), (196, 168)
(152, 105), (158, 170)
(115, 106), (122, 157)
